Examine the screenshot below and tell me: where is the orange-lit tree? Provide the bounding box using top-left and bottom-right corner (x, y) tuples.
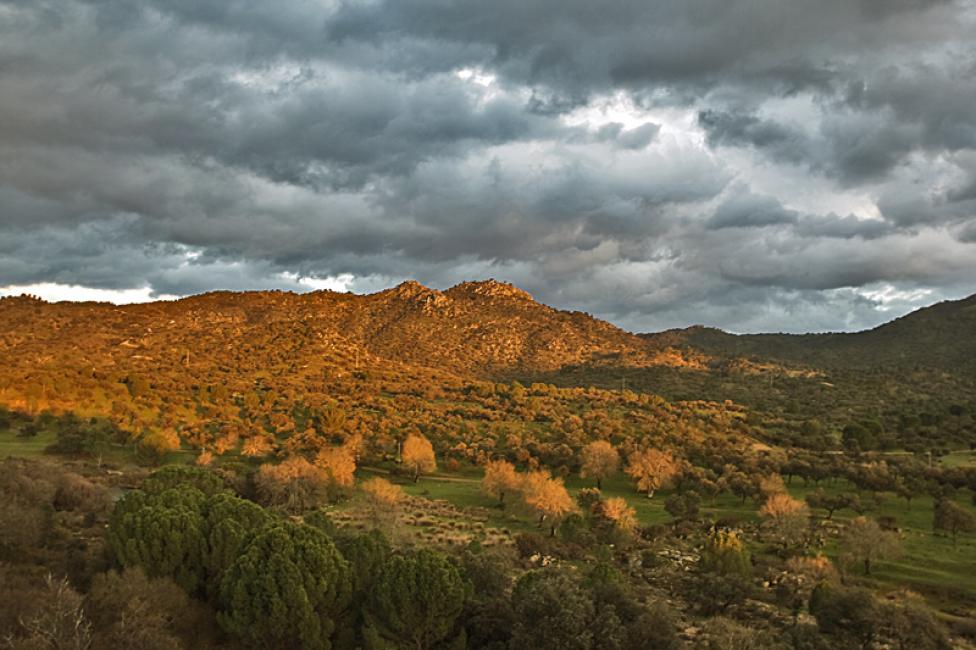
(599, 496), (638, 535)
(760, 493), (810, 550)
(254, 457), (330, 514)
(315, 444), (357, 501)
(402, 433), (437, 483)
(481, 459), (521, 508)
(520, 470), (575, 536)
(625, 448), (679, 498)
(241, 435), (274, 459)
(361, 477), (405, 532)
(579, 440), (620, 490)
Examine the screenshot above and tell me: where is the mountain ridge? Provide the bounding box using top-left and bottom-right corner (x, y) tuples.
(4, 282), (973, 379)
(0, 279), (704, 388)
(642, 293), (976, 374)
(1, 280), (974, 440)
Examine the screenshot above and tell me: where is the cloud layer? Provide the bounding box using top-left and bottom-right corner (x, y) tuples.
(1, 0), (975, 332)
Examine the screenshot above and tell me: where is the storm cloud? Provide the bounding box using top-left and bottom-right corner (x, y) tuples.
(0, 0), (974, 332)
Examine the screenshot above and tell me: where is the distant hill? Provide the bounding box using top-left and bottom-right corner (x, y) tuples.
(0, 279), (704, 384)
(643, 293), (976, 375)
(0, 281), (972, 442)
(516, 292), (976, 438)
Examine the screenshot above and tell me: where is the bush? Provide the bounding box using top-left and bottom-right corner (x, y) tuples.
(638, 524), (668, 541)
(53, 473), (107, 513)
(510, 569), (595, 650)
(514, 532), (553, 559)
(640, 549), (661, 569)
(809, 584), (883, 648)
(952, 616), (976, 641)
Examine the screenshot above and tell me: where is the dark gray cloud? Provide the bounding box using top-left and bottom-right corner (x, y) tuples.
(699, 110), (813, 167)
(0, 0), (974, 333)
(707, 191), (799, 230)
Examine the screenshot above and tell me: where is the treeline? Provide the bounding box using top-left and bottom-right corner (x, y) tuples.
(0, 464), (683, 649)
(0, 368), (755, 469)
(10, 404), (976, 548)
(2, 449), (972, 648)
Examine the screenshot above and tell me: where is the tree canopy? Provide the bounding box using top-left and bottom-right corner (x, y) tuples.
(367, 549), (467, 650)
(218, 521), (352, 649)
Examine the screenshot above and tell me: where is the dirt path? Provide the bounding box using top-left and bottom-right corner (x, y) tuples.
(361, 465), (481, 484)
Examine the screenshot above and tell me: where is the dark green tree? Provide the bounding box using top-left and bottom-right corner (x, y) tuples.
(664, 491), (701, 521)
(367, 549), (467, 650)
(336, 529), (391, 602)
(510, 570), (595, 650)
(109, 487), (208, 593)
(883, 602), (950, 650)
(694, 529), (753, 615)
(843, 423), (876, 451)
(219, 521), (352, 649)
(806, 489), (861, 520)
(810, 584), (883, 649)
(306, 508), (339, 537)
(583, 558), (679, 650)
(623, 605), (680, 650)
(455, 545), (516, 650)
(333, 529), (392, 650)
(201, 492), (272, 600)
(142, 466), (226, 497)
(46, 412), (109, 456)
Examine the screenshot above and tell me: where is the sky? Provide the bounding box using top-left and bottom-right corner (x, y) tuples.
(1, 0), (975, 334)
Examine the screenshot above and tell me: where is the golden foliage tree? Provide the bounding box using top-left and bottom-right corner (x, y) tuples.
(520, 470), (575, 536)
(315, 444), (357, 497)
(580, 440), (620, 490)
(757, 474), (787, 499)
(760, 493), (810, 549)
(481, 459), (521, 508)
(699, 528), (752, 576)
(241, 435), (274, 458)
(254, 456), (330, 514)
(600, 496), (637, 534)
(361, 477), (404, 508)
(624, 448), (679, 497)
(361, 477), (405, 532)
(402, 433), (436, 482)
(761, 492), (807, 518)
(139, 428), (180, 463)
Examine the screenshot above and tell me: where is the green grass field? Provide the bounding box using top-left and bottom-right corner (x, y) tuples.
(0, 426), (57, 458)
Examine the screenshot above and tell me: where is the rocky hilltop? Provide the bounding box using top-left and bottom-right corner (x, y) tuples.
(0, 280), (710, 413)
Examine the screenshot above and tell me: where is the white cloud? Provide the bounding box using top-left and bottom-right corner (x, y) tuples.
(0, 283), (181, 304)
